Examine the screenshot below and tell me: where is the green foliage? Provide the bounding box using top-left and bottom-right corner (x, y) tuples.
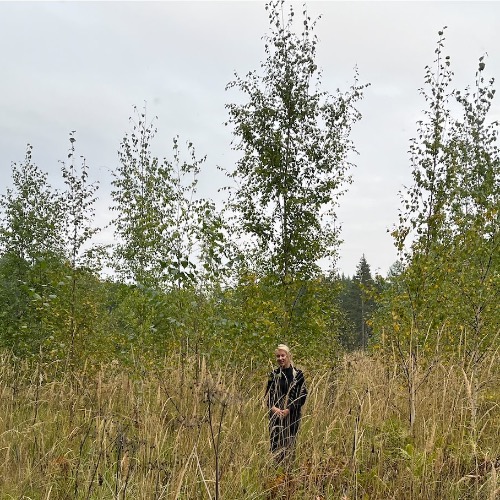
(220, 0), (368, 363)
(225, 0), (367, 282)
(0, 146), (66, 356)
(0, 13), (498, 496)
(0, 139), (111, 366)
(0, 12), (496, 409)
(379, 29), (499, 361)
(207, 271), (343, 366)
(337, 255), (379, 351)
(59, 132), (104, 366)
(370, 29), (499, 433)
(0, 144), (66, 263)
(108, 105), (233, 371)
(0, 252), (61, 356)
(111, 105), (211, 290)
(60, 131), (102, 270)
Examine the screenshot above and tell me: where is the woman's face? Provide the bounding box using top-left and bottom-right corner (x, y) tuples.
(275, 349), (290, 368)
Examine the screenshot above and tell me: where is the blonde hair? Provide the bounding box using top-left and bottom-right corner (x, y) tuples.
(276, 344), (293, 365)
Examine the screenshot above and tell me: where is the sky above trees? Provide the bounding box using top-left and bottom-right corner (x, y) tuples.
(1, 1), (499, 276)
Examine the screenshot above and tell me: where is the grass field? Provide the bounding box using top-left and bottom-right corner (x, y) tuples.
(0, 350), (498, 499)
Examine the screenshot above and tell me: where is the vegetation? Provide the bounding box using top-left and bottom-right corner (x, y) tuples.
(0, 2), (498, 499)
(0, 350), (497, 499)
(225, 1), (366, 283)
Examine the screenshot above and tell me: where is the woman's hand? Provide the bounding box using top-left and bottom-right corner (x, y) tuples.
(271, 406), (281, 415)
(271, 406), (290, 418)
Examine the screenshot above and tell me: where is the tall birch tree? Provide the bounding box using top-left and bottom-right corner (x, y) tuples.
(225, 0), (366, 282)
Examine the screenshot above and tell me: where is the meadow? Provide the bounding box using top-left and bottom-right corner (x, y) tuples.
(1, 349), (498, 499)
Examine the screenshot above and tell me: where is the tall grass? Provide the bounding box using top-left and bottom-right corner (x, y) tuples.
(0, 349), (498, 499)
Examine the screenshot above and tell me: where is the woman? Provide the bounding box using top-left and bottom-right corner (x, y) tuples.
(265, 344), (307, 465)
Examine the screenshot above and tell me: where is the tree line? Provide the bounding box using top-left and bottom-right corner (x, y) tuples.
(0, 3), (498, 375)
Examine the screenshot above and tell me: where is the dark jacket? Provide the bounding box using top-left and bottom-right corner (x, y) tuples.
(266, 366), (307, 421)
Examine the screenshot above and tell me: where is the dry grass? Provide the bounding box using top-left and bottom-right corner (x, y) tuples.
(0, 349), (498, 499)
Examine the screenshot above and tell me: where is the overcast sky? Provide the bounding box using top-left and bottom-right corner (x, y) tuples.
(1, 1), (499, 277)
